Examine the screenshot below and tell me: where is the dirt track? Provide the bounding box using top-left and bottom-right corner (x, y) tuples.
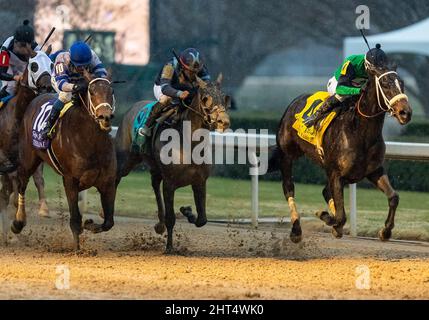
(0, 212), (428, 300)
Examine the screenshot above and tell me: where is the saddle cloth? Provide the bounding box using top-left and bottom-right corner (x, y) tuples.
(32, 100), (74, 149)
(292, 91), (337, 154)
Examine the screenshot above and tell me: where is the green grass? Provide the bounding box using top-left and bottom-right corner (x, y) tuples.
(24, 166), (429, 240)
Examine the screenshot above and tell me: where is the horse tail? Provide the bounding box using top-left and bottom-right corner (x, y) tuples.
(267, 145), (284, 173)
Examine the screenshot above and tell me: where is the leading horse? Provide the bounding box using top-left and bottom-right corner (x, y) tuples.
(270, 65), (412, 243)
(11, 70), (117, 250)
(0, 50), (53, 244)
(115, 75), (230, 252)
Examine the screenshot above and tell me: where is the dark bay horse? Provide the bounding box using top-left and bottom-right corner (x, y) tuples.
(116, 75), (230, 252)
(11, 71), (117, 250)
(0, 50), (53, 244)
(270, 66), (412, 243)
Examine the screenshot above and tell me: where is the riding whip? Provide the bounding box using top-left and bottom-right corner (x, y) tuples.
(40, 27), (56, 50)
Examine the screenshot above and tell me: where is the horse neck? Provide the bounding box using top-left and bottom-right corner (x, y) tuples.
(180, 95), (206, 134)
(357, 76), (386, 137)
(14, 81), (36, 122)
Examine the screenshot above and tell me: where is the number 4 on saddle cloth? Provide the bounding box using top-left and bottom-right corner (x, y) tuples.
(292, 91), (338, 158)
(32, 100), (74, 150)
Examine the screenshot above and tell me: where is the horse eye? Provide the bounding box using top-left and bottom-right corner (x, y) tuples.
(30, 62), (39, 73)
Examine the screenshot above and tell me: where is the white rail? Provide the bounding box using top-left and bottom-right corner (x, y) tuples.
(106, 126), (429, 235)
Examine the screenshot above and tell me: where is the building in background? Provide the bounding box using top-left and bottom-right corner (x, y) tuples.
(34, 0), (150, 65)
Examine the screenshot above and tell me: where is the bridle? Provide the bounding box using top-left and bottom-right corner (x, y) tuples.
(79, 78), (115, 120)
(357, 70), (408, 118)
(181, 91), (224, 127)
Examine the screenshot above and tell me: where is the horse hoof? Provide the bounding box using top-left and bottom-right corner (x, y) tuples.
(11, 220), (25, 234)
(378, 228), (392, 241)
(180, 206), (196, 224)
(332, 227), (343, 239)
(290, 232), (302, 244)
(195, 218), (207, 228)
(38, 208), (50, 218)
(290, 220), (302, 243)
(164, 247), (174, 255)
(154, 223), (166, 234)
(316, 211), (332, 225)
(83, 219), (102, 233)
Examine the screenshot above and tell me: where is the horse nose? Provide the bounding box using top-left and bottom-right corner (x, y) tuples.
(399, 109), (412, 124)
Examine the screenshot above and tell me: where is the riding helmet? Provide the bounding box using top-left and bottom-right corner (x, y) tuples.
(70, 41), (92, 66)
(179, 48), (204, 73)
(365, 44), (388, 69)
(14, 20), (35, 44)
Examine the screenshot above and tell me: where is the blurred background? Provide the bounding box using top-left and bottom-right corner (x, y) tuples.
(1, 0), (428, 238)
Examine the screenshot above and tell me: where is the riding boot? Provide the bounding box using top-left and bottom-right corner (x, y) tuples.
(40, 100), (64, 139)
(0, 86), (9, 99)
(139, 102), (168, 137)
(304, 95), (341, 128)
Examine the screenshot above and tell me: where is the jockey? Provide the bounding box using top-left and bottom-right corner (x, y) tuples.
(41, 41), (107, 139)
(304, 44), (388, 128)
(0, 20), (39, 99)
(139, 48), (211, 136)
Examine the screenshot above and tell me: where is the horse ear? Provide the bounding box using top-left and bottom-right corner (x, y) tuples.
(196, 76), (207, 89)
(44, 44), (53, 56)
(216, 73), (223, 87)
(224, 95), (231, 110)
(82, 68), (93, 82)
(30, 49), (37, 58)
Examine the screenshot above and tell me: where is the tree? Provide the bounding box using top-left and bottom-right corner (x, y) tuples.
(150, 0), (429, 116)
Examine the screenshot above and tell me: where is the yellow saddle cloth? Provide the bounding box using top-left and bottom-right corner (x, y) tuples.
(292, 91), (337, 155)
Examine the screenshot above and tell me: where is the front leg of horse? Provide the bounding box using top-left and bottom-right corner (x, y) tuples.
(33, 164), (50, 218)
(11, 171), (30, 234)
(367, 168), (398, 241)
(151, 172), (166, 234)
(191, 183), (207, 227)
(163, 184), (176, 254)
(0, 176), (12, 244)
(63, 178), (83, 250)
(85, 183), (116, 234)
(280, 158), (302, 243)
(326, 174), (346, 238)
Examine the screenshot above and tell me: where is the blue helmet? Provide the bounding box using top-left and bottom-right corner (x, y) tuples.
(70, 41), (92, 66)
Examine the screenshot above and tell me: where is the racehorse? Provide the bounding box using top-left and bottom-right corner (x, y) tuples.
(115, 75), (230, 252)
(269, 65), (412, 243)
(0, 50), (53, 244)
(11, 70), (117, 250)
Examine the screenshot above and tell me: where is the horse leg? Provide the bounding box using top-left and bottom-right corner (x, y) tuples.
(0, 175), (12, 244)
(367, 167), (398, 241)
(322, 184), (336, 216)
(152, 172), (166, 234)
(33, 163), (49, 218)
(63, 177), (82, 250)
(280, 156), (302, 243)
(326, 173), (346, 238)
(192, 182), (207, 228)
(163, 183), (176, 253)
(85, 183), (116, 234)
(10, 159), (41, 234)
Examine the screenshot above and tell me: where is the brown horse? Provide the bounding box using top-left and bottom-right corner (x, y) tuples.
(0, 50), (53, 244)
(115, 75), (230, 252)
(270, 66), (412, 243)
(11, 71), (117, 250)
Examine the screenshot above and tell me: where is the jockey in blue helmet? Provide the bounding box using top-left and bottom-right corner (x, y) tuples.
(41, 41), (107, 139)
